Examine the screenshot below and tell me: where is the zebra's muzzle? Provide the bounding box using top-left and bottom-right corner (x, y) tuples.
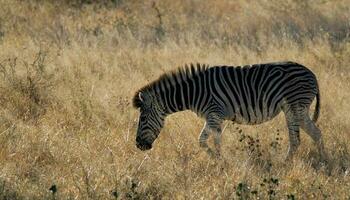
(136, 136), (153, 151)
(136, 142), (152, 151)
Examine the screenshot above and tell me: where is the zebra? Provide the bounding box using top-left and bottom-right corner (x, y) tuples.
(132, 61), (325, 160)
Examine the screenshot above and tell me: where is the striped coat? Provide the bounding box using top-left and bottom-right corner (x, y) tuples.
(133, 61), (325, 160)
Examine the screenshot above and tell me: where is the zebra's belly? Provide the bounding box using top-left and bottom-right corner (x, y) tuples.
(228, 105), (282, 125)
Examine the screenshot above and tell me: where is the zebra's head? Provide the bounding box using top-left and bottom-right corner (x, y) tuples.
(133, 91), (165, 151)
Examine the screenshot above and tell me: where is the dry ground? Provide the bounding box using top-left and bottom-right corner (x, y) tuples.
(0, 0), (350, 199)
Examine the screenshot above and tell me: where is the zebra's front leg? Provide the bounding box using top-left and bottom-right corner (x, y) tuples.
(213, 127), (222, 157)
(208, 116), (224, 157)
(199, 122), (216, 157)
(199, 119), (223, 158)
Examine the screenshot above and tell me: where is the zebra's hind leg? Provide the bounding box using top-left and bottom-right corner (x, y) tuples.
(284, 109), (302, 161)
(301, 116), (326, 162)
(285, 122), (301, 161)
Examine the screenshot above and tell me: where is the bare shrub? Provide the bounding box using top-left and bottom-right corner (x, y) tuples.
(0, 51), (55, 121)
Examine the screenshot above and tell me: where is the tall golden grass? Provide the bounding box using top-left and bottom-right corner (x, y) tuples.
(0, 0), (350, 199)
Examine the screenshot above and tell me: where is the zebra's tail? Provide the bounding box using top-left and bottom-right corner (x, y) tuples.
(313, 88), (320, 123)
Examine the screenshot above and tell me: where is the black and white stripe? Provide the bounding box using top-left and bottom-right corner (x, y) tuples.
(133, 61), (325, 160)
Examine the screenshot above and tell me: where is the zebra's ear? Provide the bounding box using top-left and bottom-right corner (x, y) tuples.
(138, 92), (143, 102)
(132, 92), (143, 108)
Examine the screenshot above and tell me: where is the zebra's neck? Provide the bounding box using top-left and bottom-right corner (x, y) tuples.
(152, 70), (211, 116)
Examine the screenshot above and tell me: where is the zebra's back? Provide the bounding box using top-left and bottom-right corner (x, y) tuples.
(207, 61), (319, 124)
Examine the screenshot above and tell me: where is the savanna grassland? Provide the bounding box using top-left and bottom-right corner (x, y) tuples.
(0, 0), (350, 199)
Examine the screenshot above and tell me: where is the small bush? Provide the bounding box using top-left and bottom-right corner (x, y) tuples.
(0, 51), (55, 121)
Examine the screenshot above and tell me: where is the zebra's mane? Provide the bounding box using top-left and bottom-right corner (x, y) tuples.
(132, 63), (209, 108)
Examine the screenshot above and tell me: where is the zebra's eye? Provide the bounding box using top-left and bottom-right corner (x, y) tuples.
(140, 115), (147, 121)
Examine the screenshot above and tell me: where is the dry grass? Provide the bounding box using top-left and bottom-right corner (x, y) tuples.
(0, 0), (350, 199)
